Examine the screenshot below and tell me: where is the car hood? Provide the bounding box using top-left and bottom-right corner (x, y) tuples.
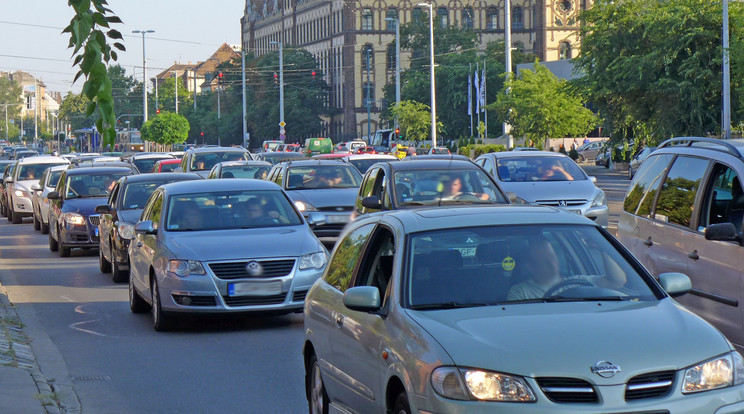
(286, 188), (357, 208)
(15, 180), (38, 192)
(117, 209), (143, 224)
(498, 180), (598, 202)
(164, 226), (320, 261)
(407, 299), (730, 384)
(61, 197), (109, 215)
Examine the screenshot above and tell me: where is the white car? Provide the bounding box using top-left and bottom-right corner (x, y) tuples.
(341, 154), (397, 174)
(31, 164), (69, 233)
(6, 156), (69, 224)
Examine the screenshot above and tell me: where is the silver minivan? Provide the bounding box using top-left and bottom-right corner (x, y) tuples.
(618, 137), (744, 349)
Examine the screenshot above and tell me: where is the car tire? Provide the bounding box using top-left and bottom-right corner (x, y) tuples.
(48, 227), (58, 252)
(392, 392), (411, 414)
(129, 273), (149, 313)
(99, 243), (111, 273)
(151, 277), (173, 331)
(11, 209), (22, 224)
(307, 354), (329, 414)
(59, 244), (71, 258)
(40, 217), (49, 234)
(628, 166), (634, 180)
(33, 211), (40, 230)
(111, 246), (128, 283)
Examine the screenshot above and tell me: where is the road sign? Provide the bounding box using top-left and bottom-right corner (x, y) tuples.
(279, 127), (286, 134)
(279, 121), (286, 127)
(279, 134), (286, 141)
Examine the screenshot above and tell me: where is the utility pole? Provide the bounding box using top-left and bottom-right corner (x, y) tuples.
(34, 78), (38, 141)
(270, 41), (285, 139)
(171, 71), (179, 114)
(133, 29), (154, 151)
(418, 2), (437, 148)
(723, 0), (731, 139)
(504, 0), (513, 148)
(366, 48), (372, 139)
(385, 17), (401, 129)
(241, 48), (248, 149)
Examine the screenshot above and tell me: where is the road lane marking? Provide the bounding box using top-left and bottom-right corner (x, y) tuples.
(69, 320), (107, 337)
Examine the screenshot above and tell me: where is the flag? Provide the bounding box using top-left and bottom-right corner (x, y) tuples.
(473, 70), (480, 114)
(467, 73), (472, 116)
(480, 67), (487, 112)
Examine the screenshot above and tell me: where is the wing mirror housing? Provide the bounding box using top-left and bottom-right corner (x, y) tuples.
(46, 191), (60, 200)
(658, 272), (692, 297)
(133, 220), (157, 235)
(361, 196), (382, 210)
(95, 205), (111, 214)
(705, 222), (742, 244)
(30, 183), (42, 192)
(343, 286), (381, 312)
(3, 177), (13, 184)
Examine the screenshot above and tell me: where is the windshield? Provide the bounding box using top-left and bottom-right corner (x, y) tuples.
(286, 165), (362, 189)
(165, 190), (303, 231)
(133, 157), (171, 173)
(222, 165), (270, 179)
(121, 181), (181, 210)
(349, 158), (395, 174)
(65, 173), (129, 198)
(157, 161), (180, 172)
(393, 169), (507, 205)
(495, 156), (587, 182)
(190, 151), (250, 171)
(18, 164), (65, 181)
(47, 170), (63, 188)
(406, 225), (658, 309)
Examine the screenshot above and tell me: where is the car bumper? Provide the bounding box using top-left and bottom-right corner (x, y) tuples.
(113, 236), (131, 268)
(12, 196), (33, 216)
(60, 223), (99, 248)
(308, 211), (351, 238)
(156, 259), (325, 314)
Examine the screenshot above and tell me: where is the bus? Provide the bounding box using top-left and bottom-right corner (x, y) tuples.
(369, 129), (401, 154)
(116, 130), (144, 152)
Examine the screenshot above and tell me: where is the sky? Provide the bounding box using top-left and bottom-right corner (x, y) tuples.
(0, 0), (245, 95)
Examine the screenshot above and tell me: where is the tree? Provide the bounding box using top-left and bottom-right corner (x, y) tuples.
(0, 77), (22, 139)
(493, 62), (600, 146)
(59, 92), (97, 132)
(390, 100), (441, 143)
(575, 0), (744, 143)
(141, 111), (190, 145)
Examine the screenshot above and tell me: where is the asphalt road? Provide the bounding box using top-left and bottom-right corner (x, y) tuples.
(582, 163), (630, 235)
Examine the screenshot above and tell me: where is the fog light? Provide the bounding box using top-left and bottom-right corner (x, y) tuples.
(181, 296), (192, 306)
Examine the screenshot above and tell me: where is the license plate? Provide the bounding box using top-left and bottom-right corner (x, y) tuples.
(326, 215), (349, 224)
(228, 281), (282, 297)
(457, 247), (476, 257)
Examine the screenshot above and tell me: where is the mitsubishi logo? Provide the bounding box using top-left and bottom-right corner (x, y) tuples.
(558, 200), (567, 207)
(245, 261), (263, 277)
(591, 361), (621, 378)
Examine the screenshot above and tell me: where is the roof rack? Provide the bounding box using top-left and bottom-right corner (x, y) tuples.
(657, 137), (744, 161)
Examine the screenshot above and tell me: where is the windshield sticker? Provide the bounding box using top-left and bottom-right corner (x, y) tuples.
(502, 256), (515, 271)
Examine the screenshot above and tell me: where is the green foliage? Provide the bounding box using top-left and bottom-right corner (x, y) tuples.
(477, 121), (486, 139)
(473, 144), (506, 157)
(493, 62), (600, 146)
(64, 0), (126, 148)
(390, 100), (440, 142)
(59, 92), (97, 132)
(141, 111), (190, 145)
(0, 77), (22, 138)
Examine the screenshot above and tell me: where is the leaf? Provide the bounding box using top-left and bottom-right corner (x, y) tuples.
(110, 50), (118, 61)
(107, 29), (123, 40)
(92, 12), (109, 27)
(113, 42), (125, 51)
(85, 100), (96, 117)
(106, 16), (123, 24)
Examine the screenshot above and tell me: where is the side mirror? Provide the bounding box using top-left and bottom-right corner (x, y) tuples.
(505, 191), (518, 203)
(658, 272), (692, 297)
(30, 183), (42, 192)
(306, 212), (326, 229)
(705, 222), (741, 243)
(95, 205), (111, 214)
(589, 176), (597, 183)
(47, 191), (60, 200)
(133, 220), (157, 235)
(343, 286), (381, 312)
(361, 196), (382, 210)
(3, 177), (13, 184)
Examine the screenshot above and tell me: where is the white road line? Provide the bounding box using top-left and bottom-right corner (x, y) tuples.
(69, 320), (107, 337)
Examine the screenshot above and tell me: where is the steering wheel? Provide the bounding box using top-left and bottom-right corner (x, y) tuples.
(453, 193), (480, 201)
(543, 278), (595, 297)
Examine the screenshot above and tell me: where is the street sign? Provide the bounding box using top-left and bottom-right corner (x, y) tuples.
(279, 134), (286, 141)
(279, 127), (286, 134)
(279, 121), (286, 127)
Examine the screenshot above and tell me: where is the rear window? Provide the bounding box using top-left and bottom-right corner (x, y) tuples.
(495, 156), (586, 182)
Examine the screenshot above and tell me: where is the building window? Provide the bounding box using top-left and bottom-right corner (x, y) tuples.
(387, 43), (396, 71)
(487, 7), (498, 29)
(362, 8), (373, 30)
(462, 7), (474, 29)
(559, 41), (572, 59)
(412, 7), (423, 23)
(363, 82), (375, 105)
(513, 7), (524, 29)
(386, 8), (398, 31)
(362, 45), (374, 72)
(437, 7), (448, 28)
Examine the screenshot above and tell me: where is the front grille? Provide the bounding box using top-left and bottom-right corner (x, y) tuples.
(317, 206), (353, 212)
(625, 371), (675, 401)
(209, 259), (296, 280)
(223, 293), (286, 307)
(172, 295), (217, 307)
(292, 290), (308, 302)
(89, 215), (100, 226)
(71, 234), (89, 243)
(535, 199), (587, 207)
(536, 377), (598, 403)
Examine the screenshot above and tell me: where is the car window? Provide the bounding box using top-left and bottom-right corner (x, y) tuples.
(349, 158), (393, 174)
(273, 168), (284, 186)
(324, 223), (376, 292)
(405, 224), (659, 308)
(222, 165), (270, 179)
(360, 168), (379, 199)
(148, 192), (164, 227)
(286, 165), (362, 190)
(623, 154), (674, 217)
(122, 181), (176, 210)
(653, 156), (709, 228)
(47, 170), (63, 188)
(495, 156), (586, 182)
(393, 169), (505, 205)
(132, 158), (168, 173)
(354, 227), (396, 305)
(190, 152), (250, 171)
(158, 161), (179, 173)
(108, 181), (120, 208)
(65, 173), (128, 198)
(699, 163), (742, 231)
(18, 164), (64, 181)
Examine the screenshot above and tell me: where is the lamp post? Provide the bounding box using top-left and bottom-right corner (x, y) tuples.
(385, 16), (401, 130)
(365, 48), (372, 139)
(504, 0), (513, 148)
(132, 30), (154, 123)
(723, 0), (731, 140)
(171, 70), (179, 114)
(270, 41), (285, 140)
(241, 48), (248, 149)
(417, 2), (437, 148)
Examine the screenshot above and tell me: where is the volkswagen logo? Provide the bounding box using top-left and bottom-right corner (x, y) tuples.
(245, 261), (263, 277)
(558, 200), (567, 207)
(591, 361), (621, 378)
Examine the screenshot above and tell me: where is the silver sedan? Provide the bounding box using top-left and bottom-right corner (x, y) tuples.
(128, 179), (328, 331)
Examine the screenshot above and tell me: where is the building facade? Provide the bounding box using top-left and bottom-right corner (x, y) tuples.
(241, 0), (591, 141)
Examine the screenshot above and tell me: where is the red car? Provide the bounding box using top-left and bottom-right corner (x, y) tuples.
(354, 146), (377, 154)
(152, 158), (182, 173)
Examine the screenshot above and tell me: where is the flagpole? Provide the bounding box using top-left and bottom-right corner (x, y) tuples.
(476, 62), (481, 132)
(483, 59), (488, 140)
(469, 63), (473, 137)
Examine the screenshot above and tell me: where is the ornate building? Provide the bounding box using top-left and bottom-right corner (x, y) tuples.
(241, 0), (591, 141)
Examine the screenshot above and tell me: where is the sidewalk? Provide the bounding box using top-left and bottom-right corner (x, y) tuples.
(0, 282), (61, 414)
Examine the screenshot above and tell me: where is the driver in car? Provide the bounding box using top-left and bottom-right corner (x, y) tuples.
(440, 176), (490, 201)
(506, 237), (626, 301)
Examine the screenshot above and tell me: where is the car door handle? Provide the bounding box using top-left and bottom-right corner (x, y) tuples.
(136, 241), (143, 248)
(335, 314), (344, 328)
(643, 238), (653, 247)
(688, 250), (699, 260)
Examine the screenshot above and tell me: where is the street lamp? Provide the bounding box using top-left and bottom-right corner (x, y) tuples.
(270, 41), (285, 140)
(504, 0), (513, 148)
(385, 16), (401, 130)
(417, 2), (437, 148)
(208, 57), (222, 146)
(171, 70), (179, 114)
(365, 48), (372, 139)
(132, 30), (154, 123)
(723, 0), (731, 139)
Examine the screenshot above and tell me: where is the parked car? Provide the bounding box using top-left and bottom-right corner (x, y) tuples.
(267, 160), (363, 239)
(48, 167), (133, 257)
(427, 147), (451, 155)
(31, 165), (69, 234)
(152, 158), (182, 173)
(627, 146), (657, 179)
(354, 158), (509, 218)
(177, 146), (253, 178)
(96, 172), (202, 282)
(575, 139), (606, 162)
(206, 160), (272, 179)
(341, 154), (398, 174)
(5, 156), (70, 224)
(475, 151), (609, 228)
(617, 137), (744, 350)
(595, 147), (610, 167)
(125, 153), (175, 174)
(304, 205), (744, 413)
(128, 179), (328, 331)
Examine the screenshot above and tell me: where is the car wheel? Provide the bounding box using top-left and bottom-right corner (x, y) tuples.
(111, 246), (128, 283)
(99, 243), (111, 273)
(151, 277), (173, 331)
(48, 226), (58, 252)
(307, 354), (329, 414)
(33, 211), (40, 231)
(628, 166), (634, 180)
(59, 244), (71, 258)
(129, 272), (149, 313)
(11, 210), (21, 224)
(0, 199), (5, 217)
(40, 216), (49, 234)
(392, 392), (411, 414)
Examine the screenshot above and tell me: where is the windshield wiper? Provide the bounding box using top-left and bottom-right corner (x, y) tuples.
(409, 301), (490, 310)
(543, 296), (627, 302)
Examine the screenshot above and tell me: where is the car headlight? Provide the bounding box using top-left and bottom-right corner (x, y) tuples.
(431, 367), (535, 402)
(14, 189), (30, 198)
(294, 200), (317, 212)
(299, 251), (328, 270)
(590, 190), (606, 207)
(118, 222), (135, 240)
(682, 351), (744, 394)
(167, 260), (206, 277)
(63, 212), (86, 226)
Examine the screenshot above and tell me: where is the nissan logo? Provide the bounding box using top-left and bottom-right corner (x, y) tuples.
(245, 261), (263, 277)
(591, 361), (621, 378)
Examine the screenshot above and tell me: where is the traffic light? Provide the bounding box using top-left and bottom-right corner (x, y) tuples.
(218, 72), (223, 86)
(156, 108), (161, 114)
(311, 70), (316, 79)
(200, 131), (204, 137)
(273, 72), (278, 85)
(394, 128), (400, 137)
